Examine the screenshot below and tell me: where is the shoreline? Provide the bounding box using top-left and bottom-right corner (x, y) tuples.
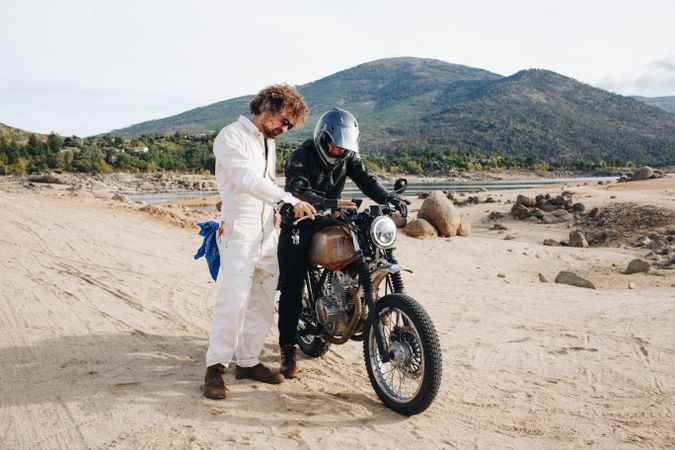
(2, 167), (662, 197)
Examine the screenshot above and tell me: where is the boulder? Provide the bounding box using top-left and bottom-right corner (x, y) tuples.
(511, 203), (532, 220)
(404, 219), (437, 239)
(632, 166), (654, 181)
(516, 194), (537, 207)
(572, 202), (586, 212)
(551, 209), (575, 222)
(569, 231), (589, 248)
(112, 192), (130, 203)
(555, 271), (595, 289)
(417, 191), (462, 237)
(457, 215), (471, 237)
(391, 212), (407, 228)
(624, 258), (650, 274)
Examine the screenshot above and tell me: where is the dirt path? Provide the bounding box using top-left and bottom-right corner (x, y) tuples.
(0, 179), (674, 449)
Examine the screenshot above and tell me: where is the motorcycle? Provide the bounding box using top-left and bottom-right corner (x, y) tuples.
(287, 178), (442, 416)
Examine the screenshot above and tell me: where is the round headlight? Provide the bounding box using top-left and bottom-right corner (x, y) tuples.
(370, 216), (397, 249)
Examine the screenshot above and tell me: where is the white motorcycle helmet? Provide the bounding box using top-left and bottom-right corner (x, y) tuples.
(313, 108), (360, 169)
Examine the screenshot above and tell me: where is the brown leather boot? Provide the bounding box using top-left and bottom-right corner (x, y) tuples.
(203, 363), (227, 399)
(235, 363), (284, 384)
(279, 344), (300, 379)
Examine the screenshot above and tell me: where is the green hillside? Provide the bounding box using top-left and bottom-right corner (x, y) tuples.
(109, 57), (675, 165)
(633, 95), (675, 115)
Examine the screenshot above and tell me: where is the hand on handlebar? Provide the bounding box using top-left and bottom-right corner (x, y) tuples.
(337, 199), (357, 210)
(388, 194), (411, 218)
(293, 201), (316, 220)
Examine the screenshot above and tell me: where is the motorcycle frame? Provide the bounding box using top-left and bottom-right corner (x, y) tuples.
(301, 215), (407, 364)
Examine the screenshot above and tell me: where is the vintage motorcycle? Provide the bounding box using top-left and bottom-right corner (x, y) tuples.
(288, 178), (442, 416)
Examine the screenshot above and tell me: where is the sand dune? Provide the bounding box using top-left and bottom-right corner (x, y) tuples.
(0, 176), (674, 449)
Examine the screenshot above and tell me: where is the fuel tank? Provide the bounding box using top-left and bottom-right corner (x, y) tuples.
(308, 225), (356, 271)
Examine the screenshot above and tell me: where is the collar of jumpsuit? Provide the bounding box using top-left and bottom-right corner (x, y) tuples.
(238, 115), (273, 181)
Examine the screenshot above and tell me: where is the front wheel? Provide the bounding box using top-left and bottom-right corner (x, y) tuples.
(363, 294), (442, 416)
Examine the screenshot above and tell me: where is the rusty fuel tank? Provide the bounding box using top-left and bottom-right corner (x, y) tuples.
(308, 225), (356, 271)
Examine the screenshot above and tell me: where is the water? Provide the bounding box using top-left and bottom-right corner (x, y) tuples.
(128, 176), (618, 204)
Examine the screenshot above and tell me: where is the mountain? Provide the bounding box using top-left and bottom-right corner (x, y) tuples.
(109, 57), (500, 138)
(109, 57), (675, 165)
(632, 95), (675, 115)
(0, 123), (46, 142)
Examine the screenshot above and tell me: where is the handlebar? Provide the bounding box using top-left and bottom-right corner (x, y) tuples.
(291, 203), (398, 227)
(292, 209), (333, 226)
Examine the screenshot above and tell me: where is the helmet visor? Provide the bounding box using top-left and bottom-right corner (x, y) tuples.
(331, 125), (359, 153)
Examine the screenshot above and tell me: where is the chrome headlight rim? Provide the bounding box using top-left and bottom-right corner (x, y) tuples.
(370, 216), (397, 249)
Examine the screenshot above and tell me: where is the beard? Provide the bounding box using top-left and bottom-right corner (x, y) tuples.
(263, 127), (283, 139)
(262, 119), (284, 139)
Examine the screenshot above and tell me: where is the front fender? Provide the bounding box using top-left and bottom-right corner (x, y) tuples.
(370, 260), (412, 290)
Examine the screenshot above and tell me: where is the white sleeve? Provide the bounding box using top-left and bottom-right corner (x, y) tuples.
(214, 130), (298, 206)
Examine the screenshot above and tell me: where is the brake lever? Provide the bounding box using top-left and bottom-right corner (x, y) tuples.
(292, 209), (332, 226)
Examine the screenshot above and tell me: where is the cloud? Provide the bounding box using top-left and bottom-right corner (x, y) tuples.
(596, 55), (675, 97)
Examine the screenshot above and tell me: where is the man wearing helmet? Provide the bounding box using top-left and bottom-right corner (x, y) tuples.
(276, 107), (409, 378)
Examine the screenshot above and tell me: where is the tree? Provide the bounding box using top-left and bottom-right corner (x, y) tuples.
(47, 132), (64, 153)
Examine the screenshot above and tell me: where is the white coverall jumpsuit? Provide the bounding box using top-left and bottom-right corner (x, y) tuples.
(206, 115), (299, 368)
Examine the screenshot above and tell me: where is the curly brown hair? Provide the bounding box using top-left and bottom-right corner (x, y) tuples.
(249, 84), (309, 126)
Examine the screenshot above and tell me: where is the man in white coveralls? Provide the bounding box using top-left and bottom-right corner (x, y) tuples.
(204, 84), (316, 400)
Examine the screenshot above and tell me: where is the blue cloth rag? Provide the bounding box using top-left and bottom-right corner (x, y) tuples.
(194, 221), (220, 281)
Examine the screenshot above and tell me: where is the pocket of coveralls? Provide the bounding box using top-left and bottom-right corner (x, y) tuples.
(218, 220), (234, 246)
(230, 219), (249, 241)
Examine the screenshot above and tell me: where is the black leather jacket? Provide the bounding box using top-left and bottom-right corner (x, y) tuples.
(284, 139), (390, 209)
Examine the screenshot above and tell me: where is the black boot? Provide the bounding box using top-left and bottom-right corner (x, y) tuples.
(279, 344), (300, 379)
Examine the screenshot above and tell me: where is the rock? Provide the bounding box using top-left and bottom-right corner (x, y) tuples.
(624, 258), (651, 274)
(504, 235), (515, 240)
(569, 231), (589, 248)
(487, 211), (504, 221)
(216, 201), (222, 212)
(391, 212), (407, 228)
(634, 236), (651, 247)
(479, 187), (488, 192)
(511, 203), (532, 220)
(555, 271), (595, 289)
(532, 208), (545, 219)
(588, 207), (599, 218)
(551, 209), (575, 222)
(632, 166), (654, 181)
(417, 191), (462, 237)
(111, 192), (130, 202)
(457, 215), (471, 237)
(497, 273), (506, 278)
(538, 273), (549, 283)
(404, 219), (437, 238)
(490, 223), (508, 231)
(628, 282), (636, 289)
(516, 194), (537, 207)
(572, 202), (586, 212)
(543, 239), (559, 246)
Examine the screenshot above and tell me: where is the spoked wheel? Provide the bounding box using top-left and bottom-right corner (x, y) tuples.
(364, 293), (442, 416)
(297, 282), (331, 358)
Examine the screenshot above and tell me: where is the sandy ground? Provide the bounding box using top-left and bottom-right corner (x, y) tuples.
(0, 175), (674, 449)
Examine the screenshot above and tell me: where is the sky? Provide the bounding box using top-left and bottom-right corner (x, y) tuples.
(2, 0), (674, 137)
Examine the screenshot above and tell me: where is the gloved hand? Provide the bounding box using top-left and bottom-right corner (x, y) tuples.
(387, 194), (411, 218)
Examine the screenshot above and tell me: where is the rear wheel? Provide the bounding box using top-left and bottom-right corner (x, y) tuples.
(363, 293), (442, 416)
(297, 280), (331, 358)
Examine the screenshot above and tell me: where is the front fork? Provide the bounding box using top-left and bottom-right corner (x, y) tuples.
(357, 249), (408, 364)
